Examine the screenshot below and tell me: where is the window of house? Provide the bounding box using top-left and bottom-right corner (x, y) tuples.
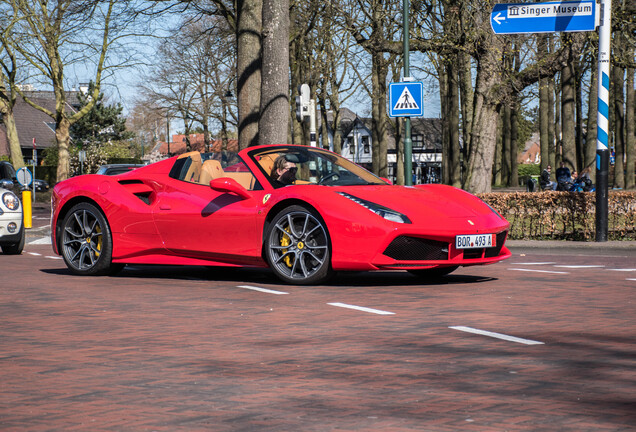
(362, 136), (370, 153)
(412, 134), (423, 148)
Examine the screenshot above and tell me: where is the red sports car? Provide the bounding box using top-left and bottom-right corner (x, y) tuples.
(51, 144), (510, 284)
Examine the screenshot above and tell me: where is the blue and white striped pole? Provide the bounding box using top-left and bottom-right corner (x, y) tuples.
(596, 0), (611, 242)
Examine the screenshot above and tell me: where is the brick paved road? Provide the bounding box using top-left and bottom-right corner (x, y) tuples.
(1, 240), (635, 431)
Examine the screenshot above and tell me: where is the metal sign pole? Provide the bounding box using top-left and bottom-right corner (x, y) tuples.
(403, 0), (412, 186)
(595, 0), (611, 242)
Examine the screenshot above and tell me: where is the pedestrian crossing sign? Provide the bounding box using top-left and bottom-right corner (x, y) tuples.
(389, 81), (424, 117)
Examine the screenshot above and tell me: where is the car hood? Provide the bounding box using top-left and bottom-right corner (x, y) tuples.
(330, 184), (501, 223)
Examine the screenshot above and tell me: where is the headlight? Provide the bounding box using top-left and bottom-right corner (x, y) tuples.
(338, 192), (411, 224)
(479, 198), (504, 220)
(2, 192), (20, 211)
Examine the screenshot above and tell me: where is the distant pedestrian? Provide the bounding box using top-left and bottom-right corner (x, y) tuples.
(539, 165), (557, 190)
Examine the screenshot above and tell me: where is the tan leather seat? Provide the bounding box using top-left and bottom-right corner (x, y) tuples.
(225, 172), (255, 190)
(257, 153), (280, 177)
(199, 160), (225, 185)
(179, 151), (202, 183)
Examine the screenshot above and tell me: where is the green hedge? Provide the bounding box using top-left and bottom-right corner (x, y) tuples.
(478, 191), (636, 241)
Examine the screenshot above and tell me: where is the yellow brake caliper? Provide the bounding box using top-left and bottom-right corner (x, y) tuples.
(94, 226), (102, 257)
(281, 227), (293, 267)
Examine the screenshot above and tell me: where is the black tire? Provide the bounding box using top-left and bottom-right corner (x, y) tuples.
(265, 205), (333, 285)
(408, 266), (458, 279)
(1, 224), (25, 255)
(60, 202), (117, 275)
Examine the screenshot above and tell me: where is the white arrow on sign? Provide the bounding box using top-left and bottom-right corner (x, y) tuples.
(493, 12), (505, 25)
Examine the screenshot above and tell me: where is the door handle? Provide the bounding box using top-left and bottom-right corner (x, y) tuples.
(159, 204), (172, 210)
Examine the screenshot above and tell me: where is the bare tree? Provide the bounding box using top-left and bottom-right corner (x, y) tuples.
(338, 0), (402, 177)
(4, 0), (140, 181)
(0, 10), (23, 168)
(259, 0), (289, 145)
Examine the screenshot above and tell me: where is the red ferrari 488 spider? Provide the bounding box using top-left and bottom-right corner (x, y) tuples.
(51, 145), (510, 284)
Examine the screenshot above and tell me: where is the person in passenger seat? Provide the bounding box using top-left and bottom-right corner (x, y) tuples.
(270, 155), (297, 188)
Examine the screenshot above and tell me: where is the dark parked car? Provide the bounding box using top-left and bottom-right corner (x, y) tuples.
(96, 164), (145, 176)
(1, 161), (50, 192)
(34, 178), (50, 192)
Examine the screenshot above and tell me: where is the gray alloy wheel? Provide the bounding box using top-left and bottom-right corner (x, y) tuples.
(265, 205), (333, 285)
(61, 202), (120, 275)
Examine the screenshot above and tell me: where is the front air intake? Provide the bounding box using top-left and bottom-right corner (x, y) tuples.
(383, 236), (449, 261)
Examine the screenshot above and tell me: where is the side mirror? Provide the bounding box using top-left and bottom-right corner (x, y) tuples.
(381, 177), (393, 185)
(210, 177), (252, 200)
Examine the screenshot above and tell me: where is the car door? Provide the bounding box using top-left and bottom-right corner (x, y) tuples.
(152, 179), (263, 265)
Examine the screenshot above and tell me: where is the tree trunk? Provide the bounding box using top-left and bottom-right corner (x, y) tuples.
(236, 0), (262, 149)
(370, 51), (388, 177)
(509, 47), (520, 187)
(574, 55), (584, 170)
(554, 72), (562, 167)
(510, 100), (519, 187)
(330, 102), (343, 154)
(259, 0), (289, 146)
(3, 110), (24, 169)
(55, 117), (71, 182)
(458, 51), (473, 165)
(538, 35), (550, 172)
(465, 38), (502, 193)
(502, 104), (511, 184)
(625, 64), (635, 189)
(440, 64), (450, 185)
(467, 101), (500, 193)
(493, 115), (502, 186)
(289, 35), (304, 146)
(612, 65), (625, 188)
(561, 52), (576, 170)
(448, 59), (461, 188)
(548, 67), (557, 170)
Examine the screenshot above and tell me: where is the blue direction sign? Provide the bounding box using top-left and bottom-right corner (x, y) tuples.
(491, 0), (597, 34)
(389, 81), (424, 118)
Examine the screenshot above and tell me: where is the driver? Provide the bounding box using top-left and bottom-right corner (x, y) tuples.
(270, 155), (297, 188)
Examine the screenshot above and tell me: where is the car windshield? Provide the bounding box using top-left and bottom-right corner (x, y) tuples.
(248, 146), (388, 187)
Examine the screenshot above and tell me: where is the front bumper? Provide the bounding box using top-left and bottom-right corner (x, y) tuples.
(0, 212), (23, 243)
(370, 231), (510, 270)
(329, 215), (511, 271)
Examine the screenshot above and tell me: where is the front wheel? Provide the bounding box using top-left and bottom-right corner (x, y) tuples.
(1, 225), (24, 255)
(265, 205), (333, 285)
(60, 202), (118, 275)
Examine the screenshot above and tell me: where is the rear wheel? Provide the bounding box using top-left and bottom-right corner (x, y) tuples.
(265, 205), (333, 285)
(61, 202), (119, 275)
(408, 266), (458, 279)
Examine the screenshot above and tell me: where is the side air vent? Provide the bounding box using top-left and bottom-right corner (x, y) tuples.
(118, 180), (155, 205)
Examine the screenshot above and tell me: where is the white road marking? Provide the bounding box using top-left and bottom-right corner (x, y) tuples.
(237, 285), (289, 295)
(627, 278), (636, 282)
(515, 262), (556, 265)
(28, 252), (42, 256)
(450, 326), (544, 345)
(328, 302), (395, 315)
(508, 268), (569, 275)
(45, 256), (63, 260)
(28, 237), (51, 245)
(607, 268), (636, 272)
(554, 265), (605, 269)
